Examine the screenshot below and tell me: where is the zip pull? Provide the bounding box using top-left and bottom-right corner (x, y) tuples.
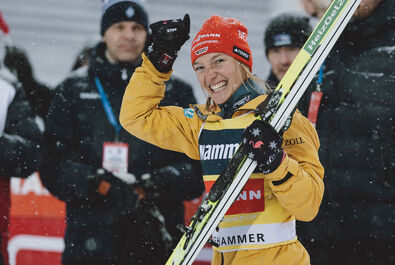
(121, 68), (128, 80)
(316, 83), (322, 92)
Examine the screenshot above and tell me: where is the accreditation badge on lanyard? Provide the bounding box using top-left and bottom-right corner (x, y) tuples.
(95, 77), (129, 173)
(307, 64), (324, 128)
(102, 142), (129, 173)
(308, 91), (323, 128)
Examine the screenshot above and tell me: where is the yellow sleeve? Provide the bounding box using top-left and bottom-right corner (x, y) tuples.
(265, 111), (325, 221)
(120, 53), (202, 160)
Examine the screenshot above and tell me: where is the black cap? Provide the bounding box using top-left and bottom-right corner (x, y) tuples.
(264, 13), (312, 55)
(100, 0), (149, 36)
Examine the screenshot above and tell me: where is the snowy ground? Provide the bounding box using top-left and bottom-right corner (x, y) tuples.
(1, 0), (305, 103)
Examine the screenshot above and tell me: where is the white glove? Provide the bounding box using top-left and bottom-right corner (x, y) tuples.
(112, 171), (137, 185)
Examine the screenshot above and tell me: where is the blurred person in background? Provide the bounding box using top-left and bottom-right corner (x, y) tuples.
(1, 9), (52, 127)
(300, 0), (331, 19)
(263, 13), (312, 87)
(40, 0), (203, 264)
(1, 10), (43, 265)
(0, 70), (43, 265)
(299, 0), (395, 264)
(263, 13), (330, 265)
(3, 45), (53, 121)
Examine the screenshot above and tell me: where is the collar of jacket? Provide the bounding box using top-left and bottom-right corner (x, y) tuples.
(266, 71), (279, 89)
(217, 78), (262, 119)
(88, 42), (140, 85)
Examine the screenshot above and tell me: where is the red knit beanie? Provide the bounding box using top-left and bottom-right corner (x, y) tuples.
(191, 15), (252, 71)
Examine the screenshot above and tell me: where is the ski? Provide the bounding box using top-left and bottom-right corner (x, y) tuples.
(166, 1), (362, 264)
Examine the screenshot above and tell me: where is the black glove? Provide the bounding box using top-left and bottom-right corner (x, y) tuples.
(146, 14), (190, 73)
(89, 168), (138, 213)
(241, 120), (284, 174)
(4, 45), (32, 83)
(255, 90), (295, 134)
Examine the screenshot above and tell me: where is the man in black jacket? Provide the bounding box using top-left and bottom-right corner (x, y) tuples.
(299, 0), (395, 264)
(0, 75), (43, 265)
(40, 1), (203, 265)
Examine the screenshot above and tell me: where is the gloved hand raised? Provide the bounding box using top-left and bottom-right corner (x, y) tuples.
(4, 45), (32, 83)
(241, 120), (284, 174)
(146, 14), (190, 73)
(89, 168), (138, 213)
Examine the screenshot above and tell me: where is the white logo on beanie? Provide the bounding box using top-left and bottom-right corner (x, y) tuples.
(125, 7), (135, 17)
(238, 30), (247, 42)
(193, 33), (221, 44)
(273, 33), (292, 47)
(102, 0), (146, 13)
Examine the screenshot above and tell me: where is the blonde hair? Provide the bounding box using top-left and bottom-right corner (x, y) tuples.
(204, 59), (272, 111)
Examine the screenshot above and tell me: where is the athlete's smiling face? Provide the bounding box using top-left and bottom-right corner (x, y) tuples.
(193, 53), (246, 105)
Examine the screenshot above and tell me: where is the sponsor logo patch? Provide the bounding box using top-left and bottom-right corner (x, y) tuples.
(183, 108), (195, 118)
(160, 52), (174, 66)
(238, 30), (248, 42)
(233, 95), (250, 109)
(204, 178), (265, 214)
(195, 46), (208, 56)
(200, 143), (240, 160)
(213, 232), (265, 247)
(233, 46), (250, 61)
(167, 27), (177, 33)
(193, 33), (221, 44)
(284, 137), (305, 146)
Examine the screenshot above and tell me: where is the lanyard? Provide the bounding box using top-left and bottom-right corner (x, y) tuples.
(94, 76), (122, 141)
(316, 63), (324, 92)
